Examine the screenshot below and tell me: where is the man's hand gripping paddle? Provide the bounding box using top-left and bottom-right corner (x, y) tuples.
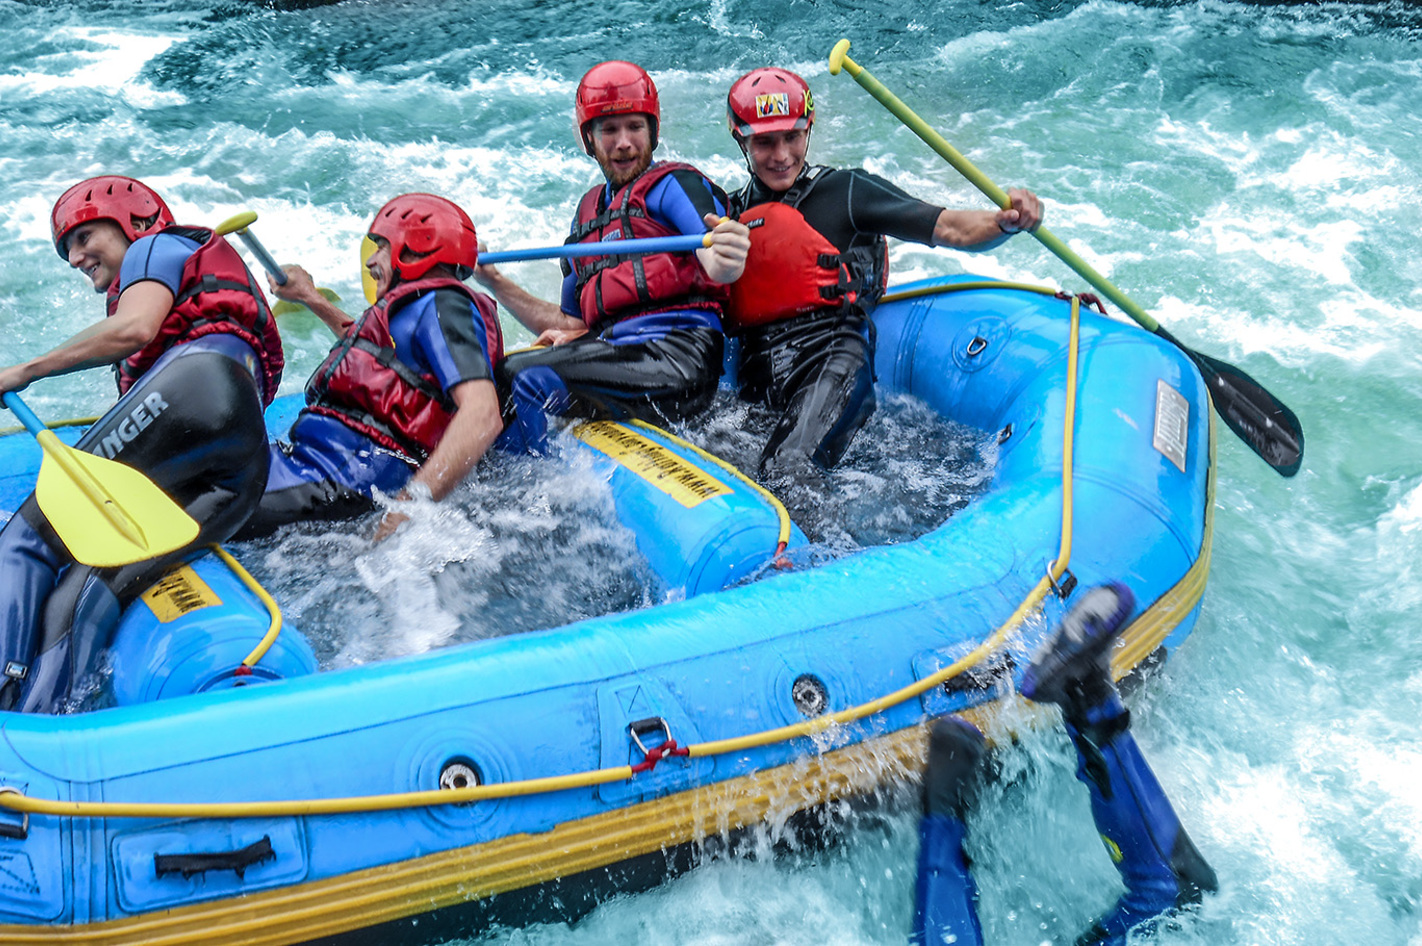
(828, 39), (1304, 477)
(354, 232), (716, 305)
(2, 391), (199, 567)
(215, 211), (341, 316)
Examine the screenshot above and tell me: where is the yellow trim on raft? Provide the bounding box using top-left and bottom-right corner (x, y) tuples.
(214, 545), (285, 670)
(0, 583), (1192, 946)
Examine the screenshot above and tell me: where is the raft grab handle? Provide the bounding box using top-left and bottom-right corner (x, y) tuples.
(154, 835), (276, 880)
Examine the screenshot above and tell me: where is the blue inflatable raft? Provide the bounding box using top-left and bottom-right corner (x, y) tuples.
(0, 275), (1213, 944)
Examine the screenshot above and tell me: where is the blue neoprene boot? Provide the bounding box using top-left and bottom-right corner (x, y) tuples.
(911, 716), (987, 946)
(0, 505), (68, 709)
(500, 365), (570, 455)
(16, 564), (122, 714)
(1021, 584), (1217, 946)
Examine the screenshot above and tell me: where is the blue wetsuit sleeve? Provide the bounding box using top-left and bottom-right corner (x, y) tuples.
(118, 232), (201, 296)
(405, 290), (496, 392)
(560, 270), (580, 318)
(644, 170), (726, 236)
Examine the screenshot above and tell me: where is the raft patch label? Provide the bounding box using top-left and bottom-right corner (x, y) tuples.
(576, 422), (732, 508)
(1153, 380), (1189, 473)
(141, 565), (222, 623)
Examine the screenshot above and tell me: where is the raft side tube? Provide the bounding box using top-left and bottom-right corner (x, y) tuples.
(570, 420), (807, 598)
(106, 553), (318, 706)
(874, 275), (1209, 589)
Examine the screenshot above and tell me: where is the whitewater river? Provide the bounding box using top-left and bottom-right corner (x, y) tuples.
(2, 1), (1421, 943)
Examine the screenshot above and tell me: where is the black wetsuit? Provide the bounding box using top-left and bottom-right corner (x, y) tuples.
(0, 336), (268, 713)
(729, 167), (943, 482)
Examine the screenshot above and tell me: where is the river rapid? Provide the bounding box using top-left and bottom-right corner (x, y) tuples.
(2, 1), (1421, 943)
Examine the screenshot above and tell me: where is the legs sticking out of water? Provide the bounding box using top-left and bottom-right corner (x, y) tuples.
(912, 583), (1217, 946)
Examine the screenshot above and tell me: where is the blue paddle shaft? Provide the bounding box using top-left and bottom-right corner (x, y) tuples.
(236, 230), (287, 286)
(480, 233), (708, 265)
(2, 391), (44, 435)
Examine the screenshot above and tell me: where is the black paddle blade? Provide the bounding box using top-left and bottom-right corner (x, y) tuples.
(1182, 341), (1304, 477)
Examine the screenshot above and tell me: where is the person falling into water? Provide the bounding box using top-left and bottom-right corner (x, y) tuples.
(914, 584), (1218, 946)
(473, 60), (751, 451)
(721, 67), (1042, 489)
(235, 193), (507, 542)
(0, 175), (283, 712)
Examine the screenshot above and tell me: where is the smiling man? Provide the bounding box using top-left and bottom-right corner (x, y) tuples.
(474, 60), (750, 453)
(723, 68), (1044, 486)
(0, 175), (282, 712)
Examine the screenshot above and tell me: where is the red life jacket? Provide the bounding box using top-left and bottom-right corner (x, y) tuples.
(304, 278), (503, 462)
(107, 225), (285, 405)
(724, 167), (889, 334)
(565, 162), (730, 329)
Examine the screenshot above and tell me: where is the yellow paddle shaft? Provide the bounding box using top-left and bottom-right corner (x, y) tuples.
(827, 39), (1162, 334)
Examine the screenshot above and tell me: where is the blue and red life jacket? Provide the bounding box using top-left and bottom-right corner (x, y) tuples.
(565, 162), (730, 329)
(304, 278), (503, 462)
(107, 225), (285, 404)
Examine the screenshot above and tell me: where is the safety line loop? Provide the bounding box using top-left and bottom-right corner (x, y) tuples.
(629, 740), (689, 775)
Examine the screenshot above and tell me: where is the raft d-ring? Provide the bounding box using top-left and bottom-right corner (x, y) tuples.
(965, 336), (989, 357)
(1046, 563), (1078, 600)
(0, 787), (30, 840)
(627, 717), (672, 757)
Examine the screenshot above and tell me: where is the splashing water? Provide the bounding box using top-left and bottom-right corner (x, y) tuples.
(4, 0), (1422, 942)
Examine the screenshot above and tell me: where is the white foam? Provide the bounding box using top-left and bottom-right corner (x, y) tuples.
(2, 27), (185, 106)
(1380, 480), (1422, 536)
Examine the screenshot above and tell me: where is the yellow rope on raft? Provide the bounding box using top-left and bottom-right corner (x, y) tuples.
(0, 288), (1082, 820)
(208, 545), (284, 670)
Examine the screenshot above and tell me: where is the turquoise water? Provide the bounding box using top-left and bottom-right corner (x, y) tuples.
(4, 0), (1422, 942)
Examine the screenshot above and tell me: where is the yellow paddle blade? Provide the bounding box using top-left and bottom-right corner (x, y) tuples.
(361, 236), (378, 305)
(34, 431), (199, 568)
(215, 210), (258, 236)
(273, 287), (342, 317)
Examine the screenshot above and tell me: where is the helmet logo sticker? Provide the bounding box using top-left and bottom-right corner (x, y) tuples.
(754, 92), (790, 119)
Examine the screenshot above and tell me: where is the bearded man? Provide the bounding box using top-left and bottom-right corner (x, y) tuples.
(474, 61), (750, 451)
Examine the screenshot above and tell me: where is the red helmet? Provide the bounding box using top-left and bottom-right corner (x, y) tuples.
(368, 193), (478, 283)
(727, 68), (814, 142)
(51, 175), (174, 259)
(575, 60), (660, 155)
